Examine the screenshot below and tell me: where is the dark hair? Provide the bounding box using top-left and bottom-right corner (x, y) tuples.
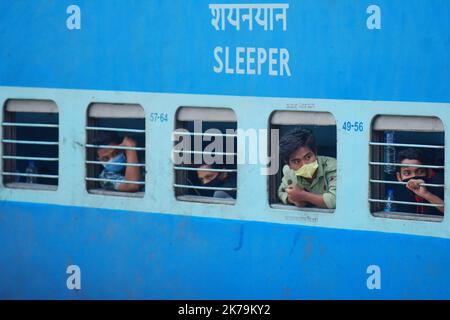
(198, 163), (226, 170)
(195, 163), (229, 184)
(92, 131), (122, 146)
(397, 148), (424, 172)
(279, 128), (317, 163)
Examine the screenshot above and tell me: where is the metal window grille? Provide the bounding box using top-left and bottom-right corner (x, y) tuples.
(86, 103), (146, 196)
(173, 107), (238, 204)
(369, 115), (445, 219)
(2, 99), (59, 190)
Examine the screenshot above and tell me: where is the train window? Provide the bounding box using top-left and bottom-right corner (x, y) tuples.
(2, 99), (59, 191)
(369, 115), (445, 222)
(269, 111), (337, 213)
(173, 107), (237, 205)
(85, 103), (146, 198)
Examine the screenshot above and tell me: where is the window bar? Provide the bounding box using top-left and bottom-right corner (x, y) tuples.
(2, 156), (59, 161)
(2, 122), (59, 128)
(369, 142), (444, 149)
(369, 198), (444, 208)
(2, 139), (59, 146)
(85, 144), (145, 151)
(86, 160), (146, 167)
(172, 150), (237, 156)
(173, 184), (237, 191)
(174, 166), (237, 172)
(369, 162), (444, 169)
(369, 179), (444, 188)
(86, 126), (145, 133)
(2, 172), (59, 179)
(85, 177), (145, 185)
(173, 131), (238, 138)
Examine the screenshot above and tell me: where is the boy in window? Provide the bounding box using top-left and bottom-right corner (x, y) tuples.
(395, 148), (444, 215)
(277, 128), (336, 209)
(93, 132), (142, 192)
(196, 164), (236, 199)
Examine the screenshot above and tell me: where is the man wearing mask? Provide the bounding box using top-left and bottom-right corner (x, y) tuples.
(93, 132), (142, 192)
(395, 148), (444, 215)
(196, 164), (237, 199)
(277, 128), (336, 209)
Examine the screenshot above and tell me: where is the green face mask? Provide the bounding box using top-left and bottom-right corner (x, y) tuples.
(294, 160), (319, 179)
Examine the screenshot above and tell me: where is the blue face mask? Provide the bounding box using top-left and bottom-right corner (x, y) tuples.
(103, 153), (126, 173)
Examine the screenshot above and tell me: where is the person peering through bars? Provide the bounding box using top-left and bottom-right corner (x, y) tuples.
(195, 163), (237, 199)
(92, 131), (142, 192)
(395, 148), (444, 215)
(277, 128), (337, 209)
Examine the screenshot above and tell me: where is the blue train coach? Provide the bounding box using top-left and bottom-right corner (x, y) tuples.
(0, 0), (449, 299)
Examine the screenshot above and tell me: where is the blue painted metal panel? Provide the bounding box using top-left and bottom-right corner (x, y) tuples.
(0, 0), (449, 102)
(0, 1), (449, 299)
(0, 202), (449, 299)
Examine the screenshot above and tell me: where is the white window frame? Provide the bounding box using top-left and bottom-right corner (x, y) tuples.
(269, 110), (337, 214)
(2, 99), (59, 191)
(85, 103), (146, 198)
(369, 115), (445, 222)
(173, 106), (238, 205)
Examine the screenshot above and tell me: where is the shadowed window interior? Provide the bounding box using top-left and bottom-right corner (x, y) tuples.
(370, 115), (445, 222)
(269, 111), (336, 213)
(86, 103), (146, 198)
(174, 107), (237, 205)
(2, 99), (59, 191)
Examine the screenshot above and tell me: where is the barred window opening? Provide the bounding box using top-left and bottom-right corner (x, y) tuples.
(369, 115), (445, 221)
(86, 103), (146, 198)
(269, 111), (337, 213)
(174, 107), (237, 205)
(2, 99), (59, 191)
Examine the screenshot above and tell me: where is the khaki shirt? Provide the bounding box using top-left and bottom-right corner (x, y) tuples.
(278, 156), (337, 209)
